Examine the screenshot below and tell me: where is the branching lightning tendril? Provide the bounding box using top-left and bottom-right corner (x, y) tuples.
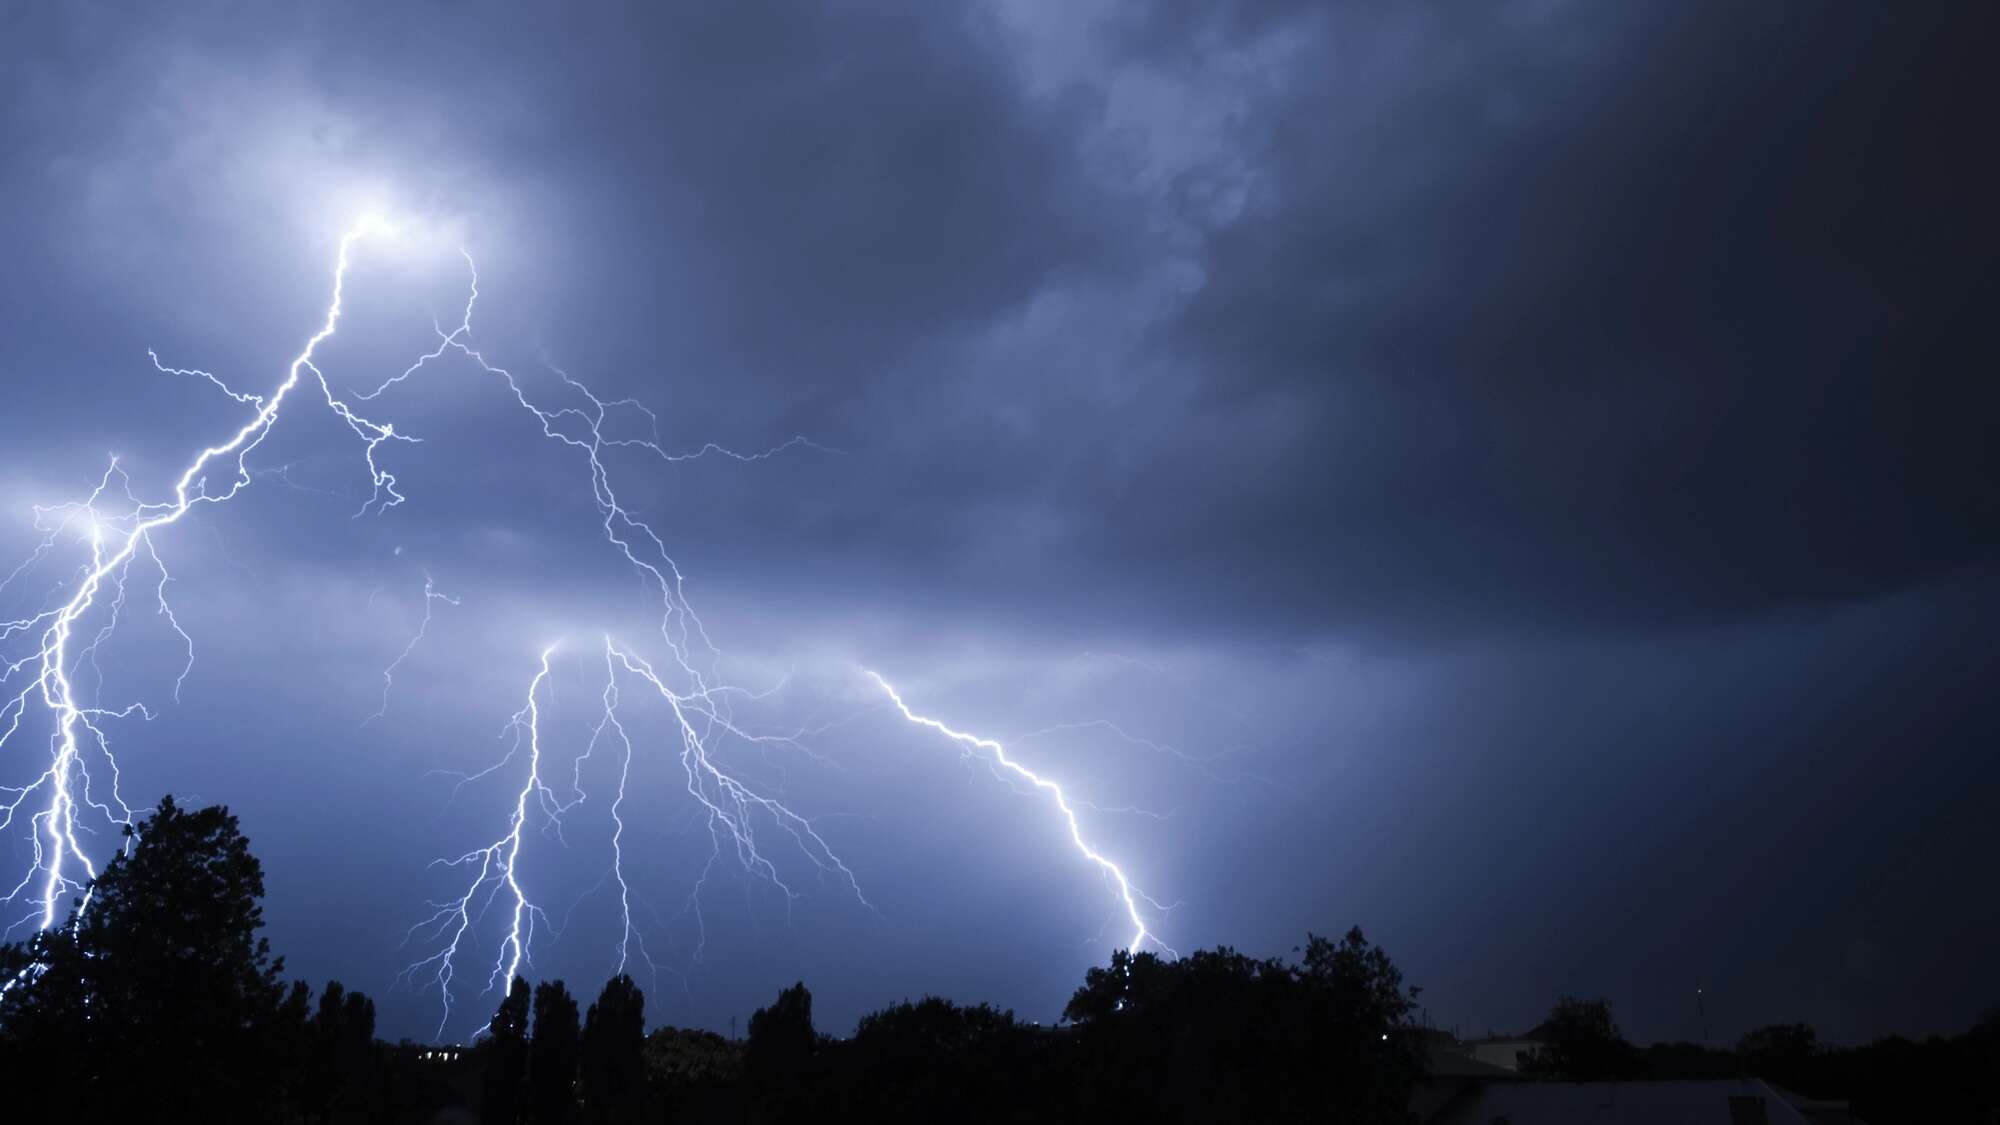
(368, 571), (458, 724)
(2, 219), (407, 934)
(2, 217), (1180, 1037)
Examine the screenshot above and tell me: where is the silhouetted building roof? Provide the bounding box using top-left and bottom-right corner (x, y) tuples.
(1767, 1085), (1874, 1125)
(1426, 1050), (1520, 1080)
(1411, 1040), (1526, 1121)
(1454, 1033), (1546, 1072)
(1424, 1078), (1813, 1124)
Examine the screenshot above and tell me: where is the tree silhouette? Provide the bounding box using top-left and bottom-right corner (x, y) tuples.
(746, 980), (820, 1122)
(1064, 927), (1419, 1123)
(0, 916), (94, 1116)
(1520, 995), (1636, 1081)
(0, 800), (1727, 1124)
(0, 796), (290, 1121)
(579, 974), (646, 1124)
(1296, 928), (1426, 1122)
(642, 1026), (743, 1120)
(274, 979), (316, 1118)
(311, 981), (348, 1115)
(1734, 1021), (1827, 1095)
(832, 996), (1053, 1121)
(482, 975), (531, 1125)
(747, 980), (818, 1078)
(344, 989), (378, 1064)
(304, 980), (379, 1120)
(530, 979), (581, 1124)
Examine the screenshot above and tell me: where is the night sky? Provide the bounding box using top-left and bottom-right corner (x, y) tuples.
(2, 1), (1994, 1047)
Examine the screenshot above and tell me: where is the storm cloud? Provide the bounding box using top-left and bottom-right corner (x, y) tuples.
(0, 0), (1992, 1044)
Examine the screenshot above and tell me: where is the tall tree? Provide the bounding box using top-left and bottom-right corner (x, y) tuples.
(747, 981), (817, 1078)
(1737, 1022), (1823, 1093)
(1521, 995), (1636, 1081)
(530, 979), (582, 1125)
(642, 1026), (743, 1118)
(1296, 928), (1423, 1123)
(272, 979), (316, 1119)
(0, 921), (94, 1117)
(301, 979), (382, 1121)
(1064, 928), (1420, 1124)
(335, 985), (379, 1118)
(746, 981), (820, 1122)
(483, 976), (532, 1125)
(579, 974), (647, 1124)
(835, 997), (1053, 1120)
(307, 980), (350, 1117)
(0, 796), (290, 1122)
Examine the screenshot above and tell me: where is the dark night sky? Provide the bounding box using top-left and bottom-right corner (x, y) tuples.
(1, 1), (1994, 1046)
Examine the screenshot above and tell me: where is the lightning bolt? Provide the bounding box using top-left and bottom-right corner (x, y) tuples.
(403, 634), (875, 1040)
(397, 646), (559, 1037)
(1012, 719), (1265, 788)
(348, 251), (873, 1039)
(2, 217), (414, 934)
(366, 571), (459, 724)
(609, 640), (874, 938)
(582, 640), (647, 982)
(2, 211), (870, 1033)
(5, 213), (1185, 1039)
(863, 669), (1176, 957)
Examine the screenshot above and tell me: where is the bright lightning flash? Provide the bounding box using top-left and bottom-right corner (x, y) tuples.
(2, 220), (412, 934)
(2, 214), (855, 1003)
(3, 211), (1185, 1041)
(864, 670), (1176, 957)
(397, 646), (559, 1024)
(358, 248), (874, 1039)
(401, 636), (876, 1041)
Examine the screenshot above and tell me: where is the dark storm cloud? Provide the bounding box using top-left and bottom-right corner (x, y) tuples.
(400, 1), (1124, 401)
(2, 0), (1115, 375)
(6, 2), (1991, 647)
(1093, 1), (1999, 639)
(2, 0), (1994, 1048)
(0, 0), (1152, 619)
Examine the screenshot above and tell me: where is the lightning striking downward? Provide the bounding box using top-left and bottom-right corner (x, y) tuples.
(3, 216), (857, 969)
(399, 646), (558, 1024)
(864, 670), (1176, 957)
(3, 213), (1186, 1039)
(2, 218), (411, 933)
(353, 248), (878, 1038)
(402, 636), (876, 1040)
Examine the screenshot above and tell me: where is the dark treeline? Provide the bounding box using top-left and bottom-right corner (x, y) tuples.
(1, 798), (1992, 1123)
(0, 797), (387, 1120)
(1507, 995), (2000, 1124)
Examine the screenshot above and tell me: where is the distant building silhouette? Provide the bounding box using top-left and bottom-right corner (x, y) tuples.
(1458, 1031), (1547, 1072)
(1405, 1030), (1876, 1125)
(1422, 1078), (1837, 1124)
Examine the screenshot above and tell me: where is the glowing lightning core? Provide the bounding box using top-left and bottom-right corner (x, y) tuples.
(4, 213), (1184, 1040)
(348, 246), (874, 1038)
(2, 218), (412, 933)
(398, 647), (559, 1029)
(863, 670), (1173, 955)
(2, 214), (848, 974)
